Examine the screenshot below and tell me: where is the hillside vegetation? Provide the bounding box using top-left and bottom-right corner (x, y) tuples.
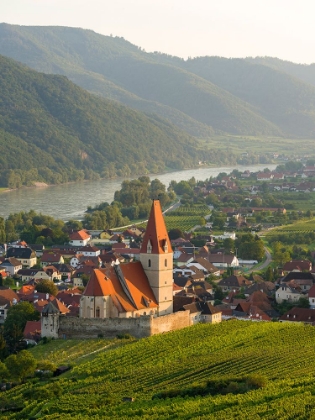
(3, 24), (314, 137)
(3, 321), (315, 418)
(0, 54), (202, 188)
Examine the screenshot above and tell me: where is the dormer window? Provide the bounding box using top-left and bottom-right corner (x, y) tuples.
(163, 240), (168, 253)
(147, 240), (152, 254)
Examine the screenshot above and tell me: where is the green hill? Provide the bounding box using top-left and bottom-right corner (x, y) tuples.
(4, 321), (315, 418)
(0, 54), (203, 188)
(0, 24), (284, 137)
(180, 56), (315, 137)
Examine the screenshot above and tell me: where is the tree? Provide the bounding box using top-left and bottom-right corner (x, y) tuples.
(168, 228), (183, 240)
(4, 302), (40, 352)
(35, 280), (58, 296)
(0, 361), (9, 381)
(5, 350), (36, 381)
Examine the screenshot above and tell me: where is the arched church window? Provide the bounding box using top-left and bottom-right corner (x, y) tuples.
(165, 259), (167, 267)
(148, 259), (151, 267)
(96, 307), (100, 318)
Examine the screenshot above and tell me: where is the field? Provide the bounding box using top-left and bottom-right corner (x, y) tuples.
(4, 321), (315, 419)
(266, 218), (315, 237)
(164, 204), (210, 232)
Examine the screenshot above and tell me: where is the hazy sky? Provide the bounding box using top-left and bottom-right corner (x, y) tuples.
(2, 0), (315, 64)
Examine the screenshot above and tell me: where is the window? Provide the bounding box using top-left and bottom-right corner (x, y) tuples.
(148, 259), (151, 268)
(165, 259), (167, 267)
(95, 307), (100, 318)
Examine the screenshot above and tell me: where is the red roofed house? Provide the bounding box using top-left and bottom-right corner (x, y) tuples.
(283, 260), (312, 273)
(69, 230), (91, 246)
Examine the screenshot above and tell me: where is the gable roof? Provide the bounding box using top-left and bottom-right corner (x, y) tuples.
(69, 230), (91, 241)
(279, 307), (315, 323)
(6, 247), (35, 259)
(218, 275), (251, 288)
(83, 262), (158, 313)
(140, 200), (172, 255)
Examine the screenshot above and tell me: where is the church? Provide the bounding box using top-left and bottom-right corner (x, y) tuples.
(79, 199), (174, 319)
(41, 200), (190, 339)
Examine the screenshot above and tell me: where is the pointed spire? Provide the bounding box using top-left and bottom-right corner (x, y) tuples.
(140, 200), (172, 254)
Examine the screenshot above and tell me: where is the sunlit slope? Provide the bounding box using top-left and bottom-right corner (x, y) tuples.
(5, 321), (315, 419)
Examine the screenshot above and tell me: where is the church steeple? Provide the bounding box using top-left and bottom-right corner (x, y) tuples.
(140, 200), (173, 316)
(140, 200), (172, 255)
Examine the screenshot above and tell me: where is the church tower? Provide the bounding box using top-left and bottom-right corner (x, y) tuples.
(140, 200), (173, 315)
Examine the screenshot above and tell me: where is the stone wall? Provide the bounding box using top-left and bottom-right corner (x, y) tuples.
(58, 311), (190, 339)
(150, 311), (190, 335)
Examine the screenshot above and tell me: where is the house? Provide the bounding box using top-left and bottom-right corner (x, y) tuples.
(183, 301), (221, 325)
(6, 247), (37, 268)
(23, 320), (41, 341)
(217, 275), (252, 292)
(208, 254), (239, 268)
(275, 284), (303, 304)
(280, 272), (315, 291)
(279, 307), (315, 324)
(282, 260), (312, 273)
(69, 230), (91, 246)
(0, 288), (19, 323)
(0, 258), (23, 276)
(189, 258), (220, 276)
(41, 252), (64, 267)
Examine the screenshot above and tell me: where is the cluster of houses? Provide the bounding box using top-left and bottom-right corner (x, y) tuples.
(0, 199), (315, 340)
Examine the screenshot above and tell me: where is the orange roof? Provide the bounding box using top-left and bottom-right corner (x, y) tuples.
(19, 284), (35, 295)
(51, 298), (70, 314)
(84, 263), (158, 313)
(0, 288), (19, 302)
(140, 200), (172, 254)
(69, 230), (91, 241)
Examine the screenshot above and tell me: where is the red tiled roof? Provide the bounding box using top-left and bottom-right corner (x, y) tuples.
(140, 200), (172, 254)
(23, 320), (41, 338)
(83, 262), (158, 312)
(69, 230), (91, 241)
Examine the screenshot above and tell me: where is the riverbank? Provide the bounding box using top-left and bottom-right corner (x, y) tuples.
(0, 163), (277, 221)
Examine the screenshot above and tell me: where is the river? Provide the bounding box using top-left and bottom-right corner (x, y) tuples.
(0, 164), (276, 221)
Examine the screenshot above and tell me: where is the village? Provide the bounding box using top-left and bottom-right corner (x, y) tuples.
(0, 162), (315, 346)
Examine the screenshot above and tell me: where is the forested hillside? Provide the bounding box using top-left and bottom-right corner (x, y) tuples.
(0, 55), (202, 188)
(0, 23), (300, 137)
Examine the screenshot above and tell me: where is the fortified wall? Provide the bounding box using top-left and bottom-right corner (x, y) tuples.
(58, 311), (190, 339)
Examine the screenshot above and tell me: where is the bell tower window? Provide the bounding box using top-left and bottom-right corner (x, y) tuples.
(148, 259), (151, 268)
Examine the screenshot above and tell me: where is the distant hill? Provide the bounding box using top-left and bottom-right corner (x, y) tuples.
(179, 56), (315, 137)
(0, 54), (203, 188)
(0, 24), (287, 137)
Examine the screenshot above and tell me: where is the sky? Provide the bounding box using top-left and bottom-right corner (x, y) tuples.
(2, 0), (315, 64)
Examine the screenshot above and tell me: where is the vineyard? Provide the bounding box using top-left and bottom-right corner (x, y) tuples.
(267, 218), (315, 234)
(3, 321), (315, 418)
(164, 204), (210, 231)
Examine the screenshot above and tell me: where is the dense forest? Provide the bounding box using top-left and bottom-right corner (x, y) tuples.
(2, 24), (315, 137)
(0, 55), (207, 188)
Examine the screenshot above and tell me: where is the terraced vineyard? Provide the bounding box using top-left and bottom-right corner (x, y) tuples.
(4, 321), (315, 419)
